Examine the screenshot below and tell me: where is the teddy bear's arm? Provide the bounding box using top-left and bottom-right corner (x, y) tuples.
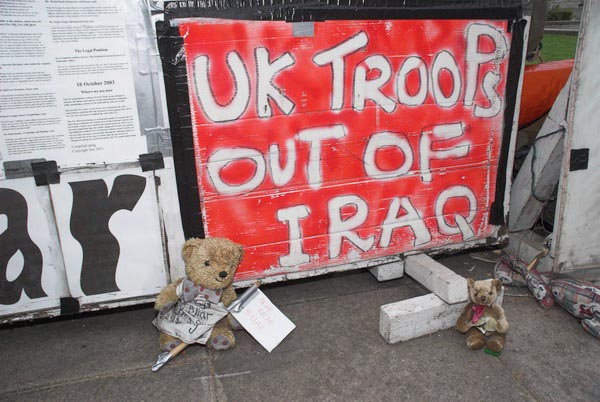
(220, 285), (237, 307)
(456, 302), (474, 333)
(492, 304), (509, 334)
(154, 278), (184, 310)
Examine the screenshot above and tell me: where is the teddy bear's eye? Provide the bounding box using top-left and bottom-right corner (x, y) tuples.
(204, 260), (210, 266)
(488, 291), (493, 295)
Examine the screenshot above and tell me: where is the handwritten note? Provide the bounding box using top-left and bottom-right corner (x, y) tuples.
(231, 289), (295, 352)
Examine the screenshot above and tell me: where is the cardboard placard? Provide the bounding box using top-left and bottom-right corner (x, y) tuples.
(231, 289), (295, 352)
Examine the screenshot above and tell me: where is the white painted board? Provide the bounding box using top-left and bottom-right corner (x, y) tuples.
(509, 77), (570, 232)
(155, 157), (186, 281)
(380, 293), (467, 344)
(404, 254), (467, 304)
(0, 178), (69, 318)
(553, 0), (600, 272)
(49, 166), (168, 304)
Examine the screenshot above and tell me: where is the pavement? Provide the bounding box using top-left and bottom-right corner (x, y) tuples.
(1, 251), (599, 401)
(544, 20), (581, 36)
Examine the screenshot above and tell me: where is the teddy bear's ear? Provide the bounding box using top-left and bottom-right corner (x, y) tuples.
(467, 278), (475, 289)
(492, 278), (502, 291)
(234, 243), (244, 265)
(182, 238), (203, 262)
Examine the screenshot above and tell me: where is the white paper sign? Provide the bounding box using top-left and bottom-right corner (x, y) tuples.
(231, 289), (295, 353)
(0, 0), (146, 177)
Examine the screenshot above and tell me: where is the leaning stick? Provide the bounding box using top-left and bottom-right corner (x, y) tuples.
(526, 248), (549, 271)
(152, 341), (189, 372)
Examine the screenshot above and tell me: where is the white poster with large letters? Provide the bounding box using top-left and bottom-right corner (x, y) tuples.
(49, 167), (167, 305)
(0, 178), (69, 317)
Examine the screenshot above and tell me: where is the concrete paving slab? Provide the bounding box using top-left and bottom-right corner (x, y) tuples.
(1, 252), (598, 401)
(8, 356), (214, 401)
(220, 337), (535, 401)
(214, 280), (532, 401)
(499, 296), (600, 401)
(260, 268), (408, 307)
(0, 307), (161, 393)
(438, 251), (501, 280)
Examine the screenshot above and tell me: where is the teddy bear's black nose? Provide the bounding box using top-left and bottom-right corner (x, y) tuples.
(218, 271), (228, 278)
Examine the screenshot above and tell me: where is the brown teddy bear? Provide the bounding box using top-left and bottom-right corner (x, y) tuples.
(153, 237), (243, 352)
(456, 278), (509, 354)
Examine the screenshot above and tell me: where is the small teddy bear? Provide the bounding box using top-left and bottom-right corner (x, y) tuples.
(456, 278), (509, 355)
(153, 237), (243, 352)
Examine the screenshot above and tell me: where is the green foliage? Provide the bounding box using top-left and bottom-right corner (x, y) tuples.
(541, 34), (578, 62)
(547, 5), (573, 21)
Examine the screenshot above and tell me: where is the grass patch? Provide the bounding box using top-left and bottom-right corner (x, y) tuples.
(540, 34), (578, 62)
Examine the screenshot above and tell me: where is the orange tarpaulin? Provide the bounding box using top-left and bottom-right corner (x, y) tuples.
(519, 59), (574, 128)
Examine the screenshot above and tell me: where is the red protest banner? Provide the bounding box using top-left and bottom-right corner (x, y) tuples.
(179, 19), (512, 281)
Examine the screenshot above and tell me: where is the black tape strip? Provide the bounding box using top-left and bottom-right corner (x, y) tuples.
(489, 18), (527, 226)
(31, 160), (60, 186)
(139, 151), (165, 172)
(569, 148), (589, 171)
(164, 0), (522, 22)
(3, 158), (45, 179)
(60, 297), (80, 315)
(156, 22), (205, 239)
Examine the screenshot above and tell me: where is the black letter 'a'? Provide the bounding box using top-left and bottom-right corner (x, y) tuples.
(0, 188), (46, 305)
(69, 175), (146, 295)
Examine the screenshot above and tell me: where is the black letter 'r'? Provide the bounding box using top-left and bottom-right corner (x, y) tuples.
(69, 175), (146, 296)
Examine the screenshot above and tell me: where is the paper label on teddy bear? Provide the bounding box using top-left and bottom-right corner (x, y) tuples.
(473, 316), (498, 334)
(230, 289), (295, 353)
(153, 279), (229, 344)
